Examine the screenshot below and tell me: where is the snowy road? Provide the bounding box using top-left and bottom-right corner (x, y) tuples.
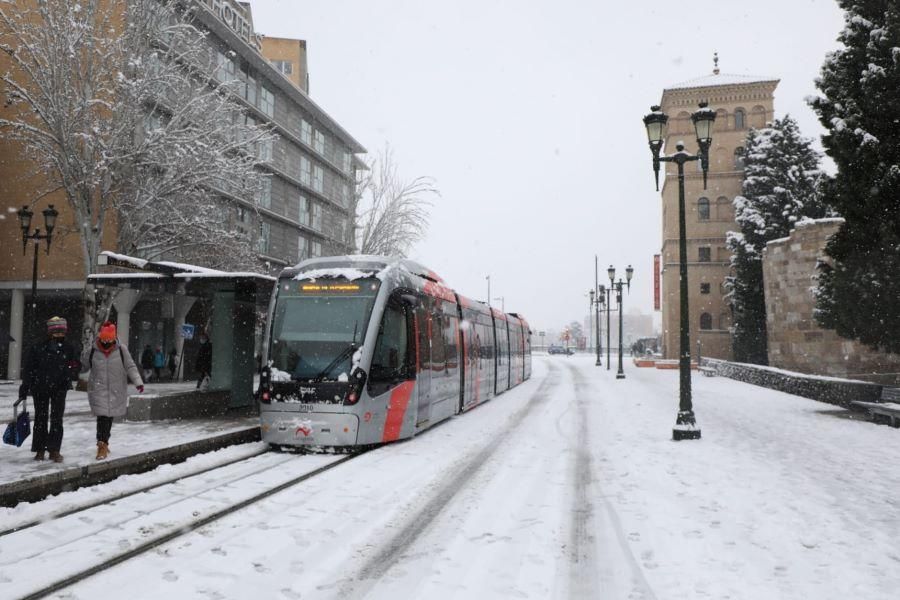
(4, 355), (899, 599)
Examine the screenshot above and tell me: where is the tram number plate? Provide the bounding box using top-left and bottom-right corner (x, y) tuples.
(297, 404), (314, 413)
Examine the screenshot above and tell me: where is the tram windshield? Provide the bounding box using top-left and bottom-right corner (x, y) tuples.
(269, 278), (381, 381)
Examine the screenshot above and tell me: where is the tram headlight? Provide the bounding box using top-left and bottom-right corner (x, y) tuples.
(258, 366), (272, 404)
(344, 368), (367, 405)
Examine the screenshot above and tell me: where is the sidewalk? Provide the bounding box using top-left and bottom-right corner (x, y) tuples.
(0, 380), (259, 497)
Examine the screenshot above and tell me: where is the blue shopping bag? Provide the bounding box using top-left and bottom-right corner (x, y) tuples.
(2, 397), (30, 447)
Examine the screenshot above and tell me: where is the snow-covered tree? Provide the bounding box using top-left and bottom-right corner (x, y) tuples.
(0, 0), (270, 349)
(355, 146), (437, 257)
(725, 116), (828, 364)
(808, 1), (900, 353)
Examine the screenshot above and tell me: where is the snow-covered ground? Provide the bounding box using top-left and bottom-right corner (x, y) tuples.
(0, 381), (258, 486)
(2, 355), (899, 599)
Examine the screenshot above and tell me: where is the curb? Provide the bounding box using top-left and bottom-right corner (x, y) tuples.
(0, 427), (261, 508)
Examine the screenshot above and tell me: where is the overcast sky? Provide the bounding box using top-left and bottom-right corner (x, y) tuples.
(249, 0), (845, 334)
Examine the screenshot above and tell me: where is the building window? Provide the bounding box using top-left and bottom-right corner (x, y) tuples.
(314, 130), (325, 155)
(298, 194), (309, 226)
(313, 165), (324, 192)
(215, 51), (236, 83)
(297, 236), (309, 262)
(271, 60), (293, 75)
(734, 146), (745, 170)
(300, 119), (312, 146)
(260, 86), (275, 118)
(340, 182), (349, 207)
(698, 247), (711, 262)
(258, 221), (271, 254)
(311, 202), (322, 231)
(299, 156), (311, 185)
(241, 65), (257, 105)
(257, 177), (272, 209)
(720, 312), (730, 330)
(700, 313), (713, 330)
(341, 151), (352, 174)
(700, 283), (711, 294)
(257, 137), (273, 162)
(310, 240), (322, 258)
(734, 108), (746, 130)
(698, 197), (710, 221)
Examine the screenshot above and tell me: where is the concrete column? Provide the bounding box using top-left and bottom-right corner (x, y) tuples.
(173, 295), (197, 381)
(7, 289), (25, 380)
(112, 289), (142, 348)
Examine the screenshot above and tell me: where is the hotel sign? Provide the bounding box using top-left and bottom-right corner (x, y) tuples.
(653, 254), (661, 311)
(197, 0), (262, 50)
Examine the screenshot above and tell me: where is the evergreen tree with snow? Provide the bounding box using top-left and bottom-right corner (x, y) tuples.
(808, 1), (900, 353)
(726, 116), (828, 364)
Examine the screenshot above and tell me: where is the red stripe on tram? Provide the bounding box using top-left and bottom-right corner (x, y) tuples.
(382, 381), (415, 442)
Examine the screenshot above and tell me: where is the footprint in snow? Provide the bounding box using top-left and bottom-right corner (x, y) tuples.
(280, 589), (302, 600)
(253, 562), (271, 573)
(628, 531), (640, 542)
(211, 547), (226, 556)
(162, 570), (179, 582)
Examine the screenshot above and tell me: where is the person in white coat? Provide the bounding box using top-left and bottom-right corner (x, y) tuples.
(82, 322), (143, 460)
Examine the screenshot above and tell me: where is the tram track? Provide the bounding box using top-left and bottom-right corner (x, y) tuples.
(339, 362), (561, 599)
(565, 363), (658, 600)
(0, 446), (270, 538)
(10, 449), (367, 600)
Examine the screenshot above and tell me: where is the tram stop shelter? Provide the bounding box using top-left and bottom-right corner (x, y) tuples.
(87, 252), (276, 419)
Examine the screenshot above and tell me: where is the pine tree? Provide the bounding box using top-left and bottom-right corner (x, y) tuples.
(726, 116), (828, 364)
(808, 1), (900, 353)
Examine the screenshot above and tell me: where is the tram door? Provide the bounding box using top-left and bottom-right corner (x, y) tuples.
(415, 298), (432, 426)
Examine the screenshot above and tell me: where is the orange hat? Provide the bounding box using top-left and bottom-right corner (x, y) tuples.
(98, 322), (117, 343)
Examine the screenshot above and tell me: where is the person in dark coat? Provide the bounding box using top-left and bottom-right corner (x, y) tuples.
(140, 344), (153, 382)
(167, 347), (178, 380)
(195, 333), (212, 389)
(18, 316), (80, 462)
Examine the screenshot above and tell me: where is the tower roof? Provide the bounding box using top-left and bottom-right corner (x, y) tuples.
(664, 73), (779, 91)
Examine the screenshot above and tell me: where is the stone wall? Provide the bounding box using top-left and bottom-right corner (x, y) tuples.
(762, 218), (900, 384)
(703, 358), (881, 408)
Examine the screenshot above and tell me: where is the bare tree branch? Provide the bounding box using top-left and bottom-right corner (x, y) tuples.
(355, 145), (437, 257)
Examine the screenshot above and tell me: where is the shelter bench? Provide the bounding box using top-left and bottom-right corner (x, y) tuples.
(699, 366), (717, 377)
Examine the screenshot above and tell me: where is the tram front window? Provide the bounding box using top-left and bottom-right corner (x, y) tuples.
(270, 278), (380, 381)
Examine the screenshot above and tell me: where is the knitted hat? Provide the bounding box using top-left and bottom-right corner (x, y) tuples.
(46, 316), (67, 334)
(98, 322), (117, 343)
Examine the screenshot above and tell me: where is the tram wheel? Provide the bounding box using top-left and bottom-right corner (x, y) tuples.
(269, 443), (284, 453)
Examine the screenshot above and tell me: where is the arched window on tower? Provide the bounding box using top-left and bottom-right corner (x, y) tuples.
(734, 108), (746, 129)
(734, 146), (745, 170)
(700, 313), (713, 330)
(698, 197), (710, 221)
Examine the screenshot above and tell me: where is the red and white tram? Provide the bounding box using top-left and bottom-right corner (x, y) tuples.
(257, 256), (531, 449)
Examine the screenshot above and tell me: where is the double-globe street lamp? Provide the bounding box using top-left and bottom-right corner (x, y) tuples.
(17, 204), (59, 329)
(607, 265), (633, 379)
(642, 101), (716, 441)
(589, 287), (604, 366)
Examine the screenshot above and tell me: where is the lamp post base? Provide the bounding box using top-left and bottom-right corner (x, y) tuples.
(596, 360), (602, 366)
(672, 411), (701, 441)
(616, 372), (625, 379)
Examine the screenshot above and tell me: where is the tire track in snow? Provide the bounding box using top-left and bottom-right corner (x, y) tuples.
(567, 363), (658, 600)
(338, 362), (561, 599)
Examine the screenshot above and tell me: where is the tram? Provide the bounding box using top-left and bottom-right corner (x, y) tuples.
(257, 256), (532, 449)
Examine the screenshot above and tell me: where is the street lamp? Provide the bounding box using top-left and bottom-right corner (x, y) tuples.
(17, 204), (59, 325)
(608, 265), (633, 379)
(643, 101), (715, 441)
(600, 283), (611, 369)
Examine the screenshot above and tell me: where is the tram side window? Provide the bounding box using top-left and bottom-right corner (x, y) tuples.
(369, 302), (410, 394)
(431, 311), (446, 372)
